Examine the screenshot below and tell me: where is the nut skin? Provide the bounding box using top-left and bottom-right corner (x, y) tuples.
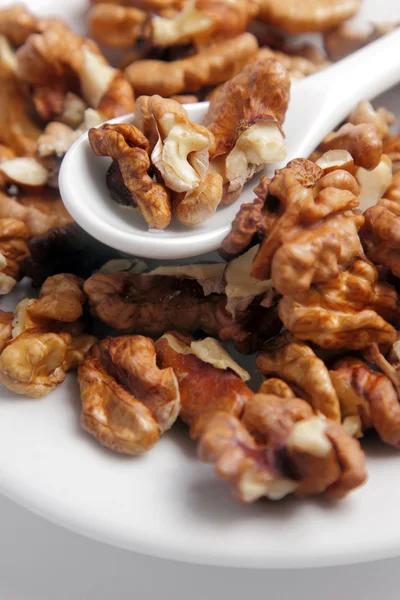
(324, 22), (397, 62)
(258, 0), (360, 34)
(88, 4), (146, 48)
(250, 158), (361, 285)
(89, 123), (172, 229)
(330, 357), (400, 448)
(156, 331), (253, 438)
(124, 33), (258, 97)
(361, 173), (400, 278)
(198, 386), (366, 502)
(0, 310), (13, 352)
(0, 217), (31, 282)
(0, 5), (44, 46)
(318, 123), (383, 170)
(27, 273), (85, 324)
(348, 100), (395, 141)
(84, 270), (282, 354)
(0, 331), (71, 398)
(79, 336), (180, 454)
(256, 337), (341, 421)
(173, 172), (223, 225)
(203, 58), (290, 159)
(0, 186), (73, 237)
(279, 260), (397, 350)
(255, 47), (328, 81)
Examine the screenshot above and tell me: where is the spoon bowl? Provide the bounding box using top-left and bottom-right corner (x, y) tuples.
(60, 28), (400, 259)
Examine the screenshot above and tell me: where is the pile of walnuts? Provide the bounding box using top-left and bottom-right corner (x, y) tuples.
(0, 1), (400, 508)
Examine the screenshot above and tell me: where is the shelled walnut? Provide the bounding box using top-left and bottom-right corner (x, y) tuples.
(0, 217), (30, 294)
(203, 58), (289, 206)
(198, 379), (366, 502)
(156, 331), (252, 438)
(0, 274), (95, 398)
(78, 336), (180, 454)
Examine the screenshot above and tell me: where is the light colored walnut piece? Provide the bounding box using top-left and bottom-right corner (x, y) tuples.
(250, 158), (362, 288)
(78, 336), (180, 454)
(89, 123), (172, 229)
(150, 0), (259, 47)
(136, 95), (214, 193)
(125, 32), (258, 97)
(331, 356), (400, 448)
(348, 100), (395, 141)
(361, 172), (400, 278)
(258, 0), (360, 33)
(88, 3), (146, 48)
(256, 337), (341, 421)
(318, 123), (383, 170)
(156, 331), (253, 438)
(0, 158), (49, 187)
(279, 260), (397, 349)
(173, 172), (223, 225)
(355, 154), (393, 212)
(203, 58), (289, 205)
(0, 331), (72, 397)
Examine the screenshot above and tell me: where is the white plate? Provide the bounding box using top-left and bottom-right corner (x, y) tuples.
(1, 0), (400, 570)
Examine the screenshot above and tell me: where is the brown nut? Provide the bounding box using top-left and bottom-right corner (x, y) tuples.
(331, 356), (400, 448)
(348, 100), (395, 141)
(0, 310), (13, 352)
(279, 260), (397, 349)
(125, 33), (258, 97)
(156, 331), (252, 438)
(255, 46), (328, 81)
(136, 95), (214, 193)
(0, 331), (72, 398)
(173, 172), (223, 225)
(78, 336), (180, 454)
(26, 274), (86, 325)
(361, 172), (400, 278)
(88, 3), (146, 48)
(151, 0), (259, 47)
(89, 123), (172, 229)
(256, 336), (341, 421)
(324, 22), (398, 62)
(0, 186), (73, 237)
(318, 123), (383, 171)
(258, 0), (360, 33)
(384, 135), (400, 173)
(0, 5), (44, 46)
(203, 58), (289, 200)
(250, 158), (362, 287)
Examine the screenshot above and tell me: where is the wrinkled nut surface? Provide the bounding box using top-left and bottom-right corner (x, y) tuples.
(348, 100), (395, 141)
(0, 217), (31, 286)
(256, 337), (341, 421)
(0, 186), (73, 237)
(258, 0), (360, 33)
(256, 47), (328, 81)
(173, 172), (223, 225)
(125, 33), (258, 97)
(324, 22), (398, 62)
(89, 123), (172, 229)
(79, 336), (180, 454)
(361, 172), (400, 278)
(203, 58), (289, 195)
(0, 331), (71, 398)
(199, 389), (366, 502)
(330, 357), (400, 448)
(151, 0), (259, 47)
(0, 310), (13, 352)
(250, 158), (362, 288)
(88, 3), (146, 48)
(318, 123), (383, 170)
(279, 260), (397, 349)
(136, 95), (214, 193)
(156, 331), (253, 438)
(27, 273), (86, 325)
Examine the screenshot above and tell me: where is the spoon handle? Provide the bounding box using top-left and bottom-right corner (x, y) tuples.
(282, 27), (400, 164)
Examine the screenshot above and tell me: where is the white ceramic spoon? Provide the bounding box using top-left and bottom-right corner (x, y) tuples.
(60, 28), (400, 259)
